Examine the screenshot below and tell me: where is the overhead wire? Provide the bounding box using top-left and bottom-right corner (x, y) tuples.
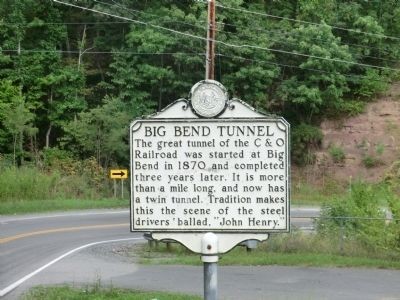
(99, 0), (400, 69)
(215, 20), (398, 60)
(215, 1), (400, 42)
(100, 0), (208, 58)
(2, 3), (398, 62)
(1, 19), (396, 63)
(214, 24), (399, 64)
(216, 53), (387, 84)
(94, 0), (207, 32)
(107, 0), (396, 60)
(0, 49), (205, 56)
(0, 47), (390, 84)
(0, 19), (393, 55)
(52, 0), (400, 72)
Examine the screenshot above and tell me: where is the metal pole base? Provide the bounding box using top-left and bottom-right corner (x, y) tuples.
(203, 261), (218, 300)
(201, 233), (219, 300)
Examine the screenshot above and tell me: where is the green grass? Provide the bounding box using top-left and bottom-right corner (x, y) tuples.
(139, 246), (400, 269)
(23, 286), (202, 300)
(0, 165), (129, 215)
(0, 198), (128, 215)
(291, 181), (341, 205)
(329, 145), (346, 163)
(134, 233), (400, 270)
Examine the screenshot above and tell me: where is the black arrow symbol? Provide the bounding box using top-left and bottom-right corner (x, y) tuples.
(112, 171), (125, 177)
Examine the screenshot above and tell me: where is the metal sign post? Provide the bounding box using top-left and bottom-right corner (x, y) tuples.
(110, 169), (128, 198)
(130, 80), (290, 300)
(202, 232), (218, 300)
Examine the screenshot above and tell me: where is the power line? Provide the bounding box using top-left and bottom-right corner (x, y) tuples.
(216, 20), (397, 58)
(2, 18), (397, 63)
(52, 0), (400, 72)
(217, 53), (389, 84)
(0, 21), (130, 25)
(2, 3), (397, 62)
(1, 49), (205, 55)
(106, 0), (397, 63)
(94, 0), (206, 32)
(216, 1), (400, 42)
(53, 0), (208, 46)
(215, 25), (399, 64)
(0, 16), (393, 55)
(91, 1), (400, 70)
(1, 47), (389, 84)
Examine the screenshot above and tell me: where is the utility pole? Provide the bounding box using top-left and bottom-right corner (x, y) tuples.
(206, 0), (216, 80)
(205, 3), (218, 299)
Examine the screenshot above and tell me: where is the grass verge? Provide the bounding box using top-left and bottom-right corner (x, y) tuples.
(23, 285), (202, 300)
(132, 233), (400, 270)
(0, 165), (130, 215)
(0, 198), (128, 215)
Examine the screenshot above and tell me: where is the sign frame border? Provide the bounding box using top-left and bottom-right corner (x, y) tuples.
(130, 117), (290, 234)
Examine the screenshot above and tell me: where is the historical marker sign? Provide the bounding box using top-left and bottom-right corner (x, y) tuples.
(130, 118), (289, 233)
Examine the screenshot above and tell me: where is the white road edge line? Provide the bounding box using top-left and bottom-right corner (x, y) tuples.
(0, 237), (143, 297)
(1, 210), (130, 223)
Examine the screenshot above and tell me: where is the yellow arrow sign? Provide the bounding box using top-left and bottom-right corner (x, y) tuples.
(110, 169), (128, 179)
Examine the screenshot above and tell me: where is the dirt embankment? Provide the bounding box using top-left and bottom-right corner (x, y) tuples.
(300, 83), (400, 185)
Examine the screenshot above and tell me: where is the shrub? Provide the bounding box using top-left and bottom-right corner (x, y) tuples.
(385, 161), (400, 193)
(329, 145), (345, 163)
(375, 143), (385, 156)
(0, 165), (107, 201)
(317, 182), (400, 251)
(339, 100), (365, 117)
(291, 123), (323, 165)
(362, 155), (382, 168)
(355, 69), (389, 100)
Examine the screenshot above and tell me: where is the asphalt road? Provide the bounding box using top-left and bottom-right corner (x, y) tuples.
(0, 209), (137, 298)
(2, 208), (399, 299)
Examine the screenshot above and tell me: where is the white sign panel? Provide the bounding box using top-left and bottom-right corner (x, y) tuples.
(130, 118), (289, 233)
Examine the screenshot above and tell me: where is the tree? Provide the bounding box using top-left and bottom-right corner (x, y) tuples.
(0, 80), (36, 165)
(63, 96), (131, 167)
(276, 24), (353, 122)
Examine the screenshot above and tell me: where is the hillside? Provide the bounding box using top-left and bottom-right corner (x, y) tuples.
(302, 83), (400, 186)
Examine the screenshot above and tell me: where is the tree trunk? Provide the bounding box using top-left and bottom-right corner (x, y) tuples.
(13, 135), (17, 166)
(46, 88), (53, 149)
(65, 28), (72, 59)
(78, 24), (87, 71)
(19, 129), (24, 166)
(45, 123), (52, 149)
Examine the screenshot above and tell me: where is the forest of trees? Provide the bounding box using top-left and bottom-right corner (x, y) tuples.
(1, 0), (399, 169)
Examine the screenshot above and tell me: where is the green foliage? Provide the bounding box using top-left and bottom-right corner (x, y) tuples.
(362, 154), (382, 168)
(339, 100), (365, 116)
(0, 80), (36, 164)
(277, 24), (353, 121)
(355, 69), (389, 99)
(63, 96), (131, 166)
(0, 0), (400, 168)
(291, 123), (323, 165)
(0, 152), (111, 202)
(318, 182), (400, 251)
(0, 166), (60, 201)
(329, 144), (345, 163)
(137, 232), (400, 268)
(385, 161), (400, 191)
(24, 286), (202, 300)
(375, 143), (385, 156)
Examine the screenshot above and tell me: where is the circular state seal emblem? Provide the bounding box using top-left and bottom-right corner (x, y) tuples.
(190, 80), (228, 118)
